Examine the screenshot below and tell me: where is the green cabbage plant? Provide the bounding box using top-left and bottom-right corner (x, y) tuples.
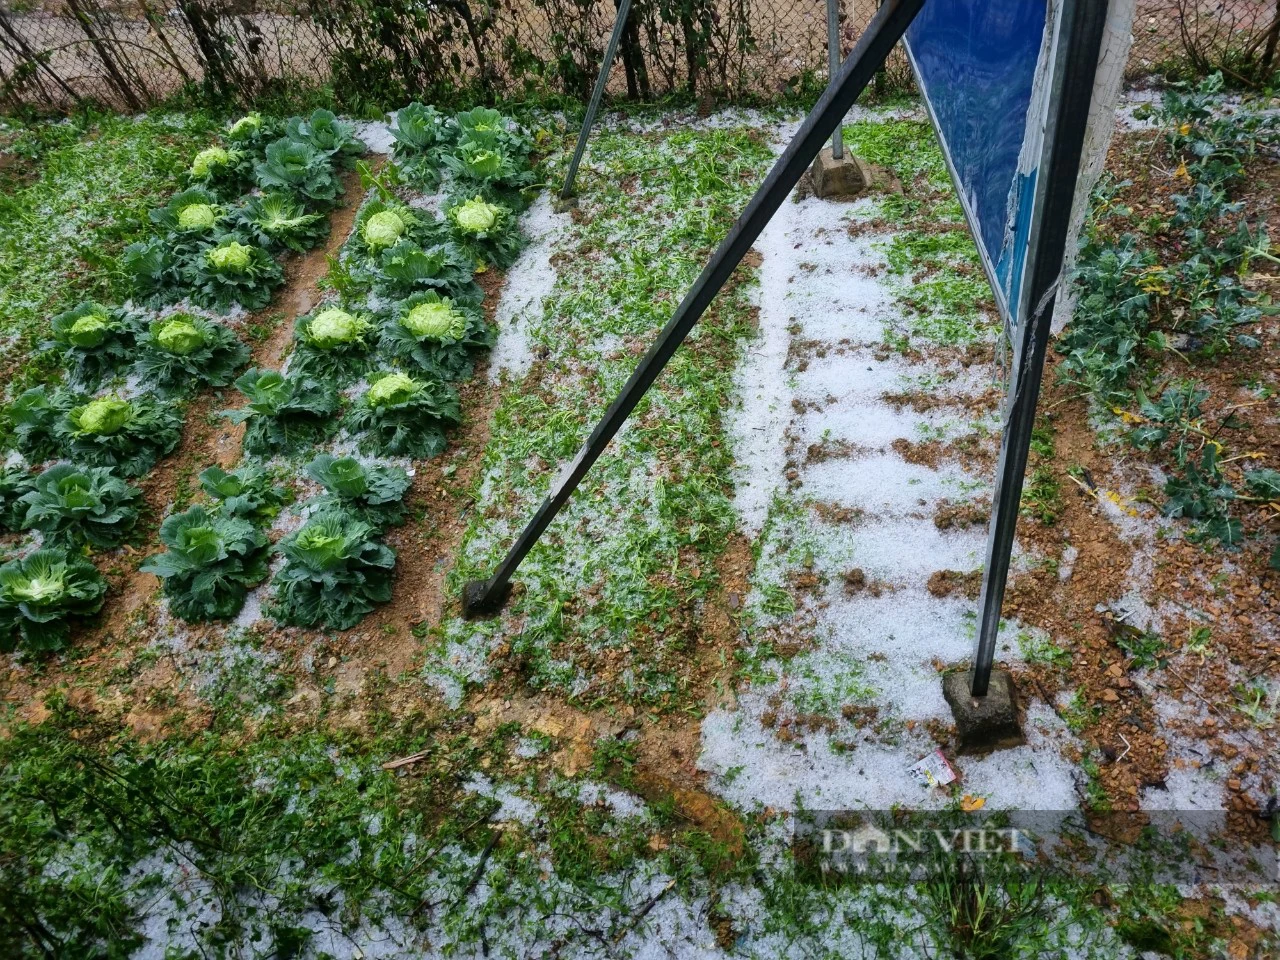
(134, 314), (250, 394)
(198, 465), (289, 522)
(345, 370), (460, 459)
(445, 194), (524, 269)
(226, 112), (281, 154)
(185, 235), (284, 311)
(7, 386), (69, 463)
(62, 393), (185, 477)
(292, 305), (376, 380)
(381, 290), (492, 381)
(17, 463), (141, 550)
(140, 504), (270, 622)
(0, 548), (107, 652)
(150, 187), (224, 238)
(121, 236), (183, 304)
(254, 137), (342, 206)
(235, 192), (329, 253)
(389, 102), (450, 186)
(443, 141), (535, 210)
(453, 107), (531, 157)
(186, 144), (251, 198)
(305, 453), (411, 528)
(0, 465), (35, 532)
(269, 512), (395, 630)
(350, 198), (439, 261)
(285, 109), (365, 166)
(47, 302), (143, 385)
(221, 368), (340, 457)
(373, 240), (476, 301)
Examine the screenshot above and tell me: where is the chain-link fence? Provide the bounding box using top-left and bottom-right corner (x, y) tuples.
(1, 0), (1278, 114)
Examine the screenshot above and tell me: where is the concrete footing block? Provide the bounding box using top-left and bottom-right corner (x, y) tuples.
(809, 146), (900, 200)
(942, 669), (1026, 755)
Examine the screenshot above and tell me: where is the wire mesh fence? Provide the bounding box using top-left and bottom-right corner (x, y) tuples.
(1, 0), (1278, 114)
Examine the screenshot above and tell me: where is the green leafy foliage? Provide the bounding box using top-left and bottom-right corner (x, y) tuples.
(183, 235), (285, 312)
(380, 289), (491, 381)
(140, 504), (270, 622)
(134, 313), (250, 394)
(224, 111), (282, 154)
(185, 144), (253, 200)
(235, 192), (330, 253)
(149, 187), (226, 239)
(442, 141), (536, 210)
(221, 369), (339, 457)
(120, 235), (183, 305)
(254, 137), (343, 207)
(344, 371), (460, 459)
(452, 107), (532, 159)
(46, 301), (143, 385)
(349, 198), (440, 263)
(0, 464), (35, 532)
(285, 109), (365, 167)
(198, 465), (289, 522)
(269, 512), (395, 630)
(305, 453), (411, 528)
(291, 305), (376, 381)
(372, 239), (476, 301)
(0, 547), (107, 652)
(17, 463), (141, 549)
(444, 194), (523, 269)
(389, 102), (451, 186)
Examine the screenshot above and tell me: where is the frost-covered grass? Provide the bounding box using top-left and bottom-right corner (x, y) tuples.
(0, 112), (219, 392)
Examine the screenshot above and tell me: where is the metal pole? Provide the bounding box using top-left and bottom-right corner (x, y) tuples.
(969, 0), (1109, 696)
(463, 0), (926, 619)
(826, 0), (844, 159)
(560, 0), (634, 201)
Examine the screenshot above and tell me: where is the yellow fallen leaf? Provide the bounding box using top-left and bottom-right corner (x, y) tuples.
(1178, 122), (1191, 136)
(961, 795), (986, 812)
(1174, 160), (1189, 179)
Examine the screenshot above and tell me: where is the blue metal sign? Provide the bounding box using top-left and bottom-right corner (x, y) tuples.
(904, 0), (1055, 325)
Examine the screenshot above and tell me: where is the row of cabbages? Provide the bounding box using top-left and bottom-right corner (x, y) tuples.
(0, 104), (539, 646)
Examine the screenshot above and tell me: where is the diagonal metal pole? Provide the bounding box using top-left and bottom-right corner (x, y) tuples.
(826, 0), (844, 159)
(463, 0), (927, 618)
(968, 0), (1110, 696)
(560, 0), (634, 202)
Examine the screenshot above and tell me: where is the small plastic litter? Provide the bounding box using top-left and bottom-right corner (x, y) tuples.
(909, 749), (957, 789)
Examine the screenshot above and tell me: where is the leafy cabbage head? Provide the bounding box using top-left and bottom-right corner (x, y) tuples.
(3, 553), (67, 604)
(228, 113), (262, 138)
(208, 241), (253, 273)
(366, 372), (420, 407)
(68, 310), (111, 348)
(452, 196), (499, 234)
(292, 515), (353, 571)
(191, 146), (232, 178)
(363, 210), (406, 250)
(157, 316), (206, 355)
(403, 299), (465, 341)
(466, 149), (503, 178)
(73, 397), (133, 435)
(305, 308), (369, 349)
(177, 202), (217, 230)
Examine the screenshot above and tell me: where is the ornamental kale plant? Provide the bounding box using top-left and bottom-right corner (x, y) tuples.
(47, 301), (143, 385)
(0, 465), (35, 532)
(389, 102), (451, 186)
(445, 194), (523, 269)
(255, 137), (342, 206)
(141, 504), (270, 622)
(134, 314), (250, 395)
(0, 548), (107, 652)
(269, 512), (395, 630)
(17, 463), (141, 550)
(381, 290), (492, 381)
(150, 187), (226, 240)
(198, 465), (289, 522)
(345, 371), (460, 459)
(372, 239), (476, 301)
(61, 394), (184, 477)
(183, 236), (284, 311)
(285, 109), (365, 167)
(186, 144), (252, 199)
(291, 305), (376, 381)
(235, 192), (329, 253)
(222, 369), (340, 457)
(305, 453), (411, 529)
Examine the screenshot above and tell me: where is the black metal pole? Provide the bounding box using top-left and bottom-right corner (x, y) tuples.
(969, 0), (1109, 696)
(463, 0), (927, 618)
(826, 0), (844, 159)
(560, 0), (634, 202)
